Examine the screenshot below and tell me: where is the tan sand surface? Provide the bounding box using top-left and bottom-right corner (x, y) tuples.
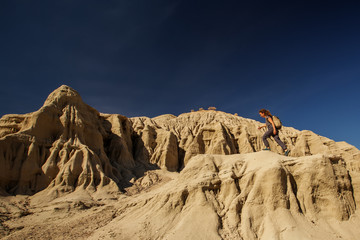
(1, 86), (359, 239)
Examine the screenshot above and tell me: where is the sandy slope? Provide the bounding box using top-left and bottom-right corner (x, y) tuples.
(1, 151), (360, 240)
(1, 85), (360, 239)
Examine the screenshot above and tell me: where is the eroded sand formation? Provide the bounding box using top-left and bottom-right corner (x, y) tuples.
(1, 85), (359, 239)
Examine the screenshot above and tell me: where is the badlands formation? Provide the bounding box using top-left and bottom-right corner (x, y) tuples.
(0, 85), (360, 240)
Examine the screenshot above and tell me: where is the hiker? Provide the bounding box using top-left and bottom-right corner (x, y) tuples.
(258, 109), (290, 156)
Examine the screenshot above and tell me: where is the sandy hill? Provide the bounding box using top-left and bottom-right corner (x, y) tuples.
(0, 85), (359, 239)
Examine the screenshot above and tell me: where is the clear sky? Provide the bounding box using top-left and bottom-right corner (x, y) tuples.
(1, 0), (359, 148)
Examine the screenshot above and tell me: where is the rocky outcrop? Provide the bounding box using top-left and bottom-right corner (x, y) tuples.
(130, 111), (360, 207)
(1, 85), (360, 240)
(0, 85), (359, 200)
(0, 86), (120, 198)
(89, 152), (358, 240)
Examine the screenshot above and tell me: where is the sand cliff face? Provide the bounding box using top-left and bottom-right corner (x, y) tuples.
(1, 85), (360, 239)
(89, 152), (357, 240)
(0, 86), (120, 198)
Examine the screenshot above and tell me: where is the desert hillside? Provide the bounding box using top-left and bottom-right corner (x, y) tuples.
(1, 85), (360, 239)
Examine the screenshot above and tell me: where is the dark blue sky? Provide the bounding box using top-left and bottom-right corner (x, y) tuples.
(1, 0), (359, 148)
